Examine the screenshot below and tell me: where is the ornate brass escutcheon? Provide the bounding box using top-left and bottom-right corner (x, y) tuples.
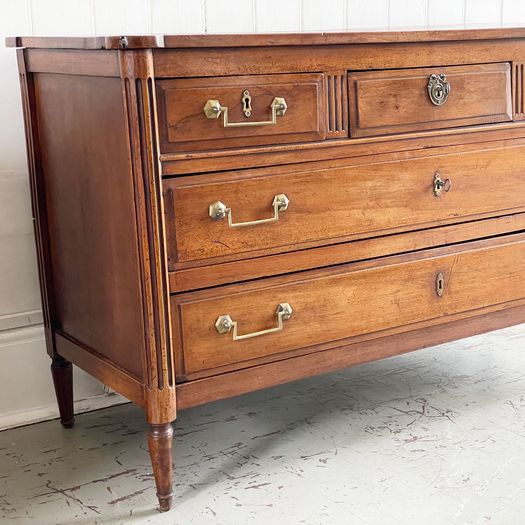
(428, 73), (451, 106)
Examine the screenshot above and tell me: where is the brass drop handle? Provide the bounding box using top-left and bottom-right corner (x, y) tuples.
(428, 73), (451, 106)
(433, 172), (451, 197)
(203, 96), (287, 127)
(209, 194), (289, 228)
(215, 303), (293, 341)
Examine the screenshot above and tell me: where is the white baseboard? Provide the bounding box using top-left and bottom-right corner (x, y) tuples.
(0, 392), (129, 431)
(0, 324), (129, 431)
(0, 323), (44, 347)
(0, 309), (43, 332)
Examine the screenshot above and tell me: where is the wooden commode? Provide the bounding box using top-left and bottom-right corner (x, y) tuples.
(7, 28), (525, 511)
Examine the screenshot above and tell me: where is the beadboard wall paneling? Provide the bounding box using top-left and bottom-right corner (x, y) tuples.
(348, 0), (389, 30)
(206, 0), (255, 34)
(0, 173), (40, 318)
(502, 0), (525, 27)
(150, 0), (205, 34)
(303, 0), (346, 31)
(30, 0), (92, 36)
(389, 0), (427, 29)
(0, 0), (518, 429)
(465, 0), (503, 27)
(1, 0), (30, 175)
(93, 0), (150, 35)
(428, 0), (465, 28)
(0, 0), (40, 325)
(256, 0), (302, 33)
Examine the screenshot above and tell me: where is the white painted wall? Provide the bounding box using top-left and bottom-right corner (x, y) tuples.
(1, 0), (524, 430)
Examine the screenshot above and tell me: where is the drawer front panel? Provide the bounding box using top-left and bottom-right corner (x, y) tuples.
(165, 144), (525, 265)
(157, 73), (326, 152)
(348, 63), (512, 137)
(175, 238), (525, 374)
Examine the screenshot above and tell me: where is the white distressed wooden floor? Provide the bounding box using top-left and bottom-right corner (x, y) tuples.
(2, 325), (525, 525)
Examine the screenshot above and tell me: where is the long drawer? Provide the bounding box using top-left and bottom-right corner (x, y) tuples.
(173, 235), (525, 376)
(164, 143), (525, 266)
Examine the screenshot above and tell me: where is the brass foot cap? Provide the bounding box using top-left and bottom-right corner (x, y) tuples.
(158, 494), (173, 512)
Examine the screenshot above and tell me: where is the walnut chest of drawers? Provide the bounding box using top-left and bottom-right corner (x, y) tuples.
(8, 28), (525, 511)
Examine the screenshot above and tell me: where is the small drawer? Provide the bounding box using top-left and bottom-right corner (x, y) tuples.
(173, 236), (525, 375)
(164, 143), (525, 265)
(156, 73), (326, 152)
(348, 63), (512, 137)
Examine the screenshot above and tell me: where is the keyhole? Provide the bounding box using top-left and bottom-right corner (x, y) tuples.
(436, 272), (445, 297)
(242, 90), (252, 118)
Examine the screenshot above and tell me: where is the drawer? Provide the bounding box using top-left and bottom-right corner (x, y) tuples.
(174, 236), (525, 375)
(164, 144), (525, 265)
(348, 63), (512, 137)
(156, 73), (326, 152)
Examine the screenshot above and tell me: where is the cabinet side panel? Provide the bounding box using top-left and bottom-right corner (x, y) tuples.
(34, 73), (145, 380)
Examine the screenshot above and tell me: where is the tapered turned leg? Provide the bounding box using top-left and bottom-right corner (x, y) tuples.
(50, 356), (75, 428)
(148, 423), (174, 512)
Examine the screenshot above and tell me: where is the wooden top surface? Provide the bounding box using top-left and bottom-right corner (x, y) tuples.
(6, 28), (525, 50)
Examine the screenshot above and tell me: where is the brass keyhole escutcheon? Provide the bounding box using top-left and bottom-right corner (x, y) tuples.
(433, 172), (451, 197)
(436, 272), (445, 297)
(242, 90), (252, 118)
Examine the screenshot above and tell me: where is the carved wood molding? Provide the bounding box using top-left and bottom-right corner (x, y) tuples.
(512, 61), (525, 120)
(119, 50), (176, 424)
(324, 71), (348, 138)
(16, 49), (57, 357)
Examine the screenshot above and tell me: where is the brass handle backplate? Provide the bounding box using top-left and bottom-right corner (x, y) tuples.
(215, 303), (293, 341)
(433, 172), (451, 197)
(203, 94), (287, 127)
(209, 194), (289, 228)
(428, 73), (451, 106)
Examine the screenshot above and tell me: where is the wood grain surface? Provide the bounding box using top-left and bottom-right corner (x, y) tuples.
(9, 28), (525, 49)
(157, 73), (326, 152)
(165, 143), (525, 265)
(34, 73), (146, 380)
(174, 235), (525, 375)
(348, 63), (512, 137)
(13, 28), (525, 512)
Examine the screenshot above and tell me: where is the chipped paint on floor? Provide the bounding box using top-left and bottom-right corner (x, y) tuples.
(2, 325), (525, 524)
